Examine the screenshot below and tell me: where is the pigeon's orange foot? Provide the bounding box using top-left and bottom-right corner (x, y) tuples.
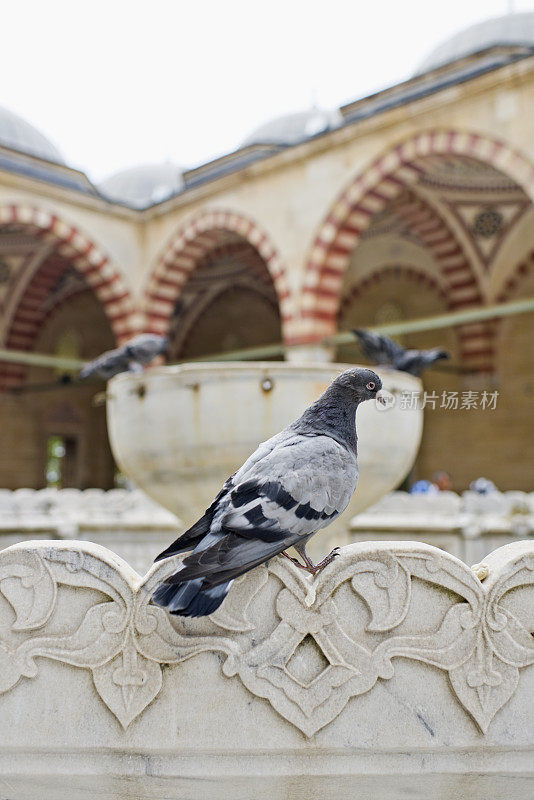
(282, 547), (340, 575)
(281, 551), (310, 570)
(311, 547), (340, 574)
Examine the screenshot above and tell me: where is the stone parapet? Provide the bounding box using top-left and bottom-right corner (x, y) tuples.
(350, 490), (534, 564)
(0, 488), (181, 574)
(0, 487), (180, 530)
(0, 539), (533, 798)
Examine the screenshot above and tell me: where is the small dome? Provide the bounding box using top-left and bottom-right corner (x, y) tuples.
(0, 106), (64, 163)
(99, 162), (184, 208)
(240, 107), (342, 148)
(415, 12), (534, 75)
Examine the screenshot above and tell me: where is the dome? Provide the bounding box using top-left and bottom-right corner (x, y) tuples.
(99, 162), (184, 208)
(0, 106), (64, 163)
(240, 107), (342, 148)
(415, 12), (534, 75)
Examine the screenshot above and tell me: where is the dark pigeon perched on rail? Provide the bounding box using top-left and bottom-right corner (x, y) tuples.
(79, 334), (168, 381)
(352, 329), (449, 377)
(152, 367), (384, 618)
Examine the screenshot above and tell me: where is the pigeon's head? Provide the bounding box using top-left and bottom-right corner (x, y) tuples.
(332, 367), (385, 405)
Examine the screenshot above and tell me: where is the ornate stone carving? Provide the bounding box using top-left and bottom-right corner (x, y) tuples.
(0, 540), (533, 736)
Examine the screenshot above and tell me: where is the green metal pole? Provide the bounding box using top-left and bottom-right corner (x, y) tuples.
(0, 349), (85, 370)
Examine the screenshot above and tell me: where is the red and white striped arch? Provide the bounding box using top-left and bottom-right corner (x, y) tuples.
(0, 205), (136, 345)
(336, 189), (495, 370)
(299, 130), (534, 349)
(0, 205), (137, 388)
(393, 192), (483, 310)
(392, 193), (495, 371)
(145, 209), (291, 337)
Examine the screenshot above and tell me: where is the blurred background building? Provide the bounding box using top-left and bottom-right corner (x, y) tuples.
(1, 11), (534, 496)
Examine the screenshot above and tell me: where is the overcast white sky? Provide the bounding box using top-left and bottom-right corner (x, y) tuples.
(2, 0), (533, 183)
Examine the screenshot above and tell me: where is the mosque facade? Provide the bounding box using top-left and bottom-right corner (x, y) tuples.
(1, 13), (534, 492)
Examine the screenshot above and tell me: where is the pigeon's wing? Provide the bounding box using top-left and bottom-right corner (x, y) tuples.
(220, 433), (358, 538)
(353, 329), (405, 366)
(168, 527), (302, 587)
(125, 334), (168, 364)
(153, 429), (291, 563)
(79, 348), (130, 380)
(397, 348), (449, 376)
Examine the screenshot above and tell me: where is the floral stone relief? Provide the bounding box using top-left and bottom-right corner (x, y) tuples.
(0, 539), (533, 736)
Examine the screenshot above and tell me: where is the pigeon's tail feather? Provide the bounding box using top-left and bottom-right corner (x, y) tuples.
(151, 576), (231, 618)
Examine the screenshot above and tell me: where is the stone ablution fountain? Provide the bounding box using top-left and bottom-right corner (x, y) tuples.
(0, 361), (533, 799)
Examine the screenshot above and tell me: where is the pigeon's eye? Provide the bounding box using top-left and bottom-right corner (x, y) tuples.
(366, 381), (375, 390)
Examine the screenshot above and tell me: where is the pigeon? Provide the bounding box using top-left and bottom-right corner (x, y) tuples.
(152, 367), (384, 618)
(352, 329), (449, 376)
(124, 333), (169, 365)
(79, 334), (168, 381)
(78, 347), (134, 381)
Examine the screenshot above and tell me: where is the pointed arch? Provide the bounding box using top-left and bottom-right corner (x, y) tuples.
(144, 209), (292, 339)
(300, 130), (534, 347)
(0, 204), (137, 388)
(0, 204), (136, 346)
(338, 264), (449, 320)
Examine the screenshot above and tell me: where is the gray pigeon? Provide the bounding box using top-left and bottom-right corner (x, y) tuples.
(79, 347), (134, 381)
(79, 334), (168, 381)
(125, 333), (169, 364)
(152, 367), (384, 618)
(353, 329), (449, 376)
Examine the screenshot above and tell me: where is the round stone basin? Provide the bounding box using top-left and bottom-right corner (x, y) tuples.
(106, 363), (423, 555)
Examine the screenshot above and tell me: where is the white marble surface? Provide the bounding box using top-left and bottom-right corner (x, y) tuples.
(0, 538), (533, 798)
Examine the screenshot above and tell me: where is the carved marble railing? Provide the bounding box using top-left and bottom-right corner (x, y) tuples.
(0, 539), (533, 798)
(351, 490), (534, 564)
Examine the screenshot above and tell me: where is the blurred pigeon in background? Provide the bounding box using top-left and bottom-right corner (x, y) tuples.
(124, 333), (169, 365)
(352, 329), (449, 376)
(152, 367), (384, 618)
(79, 334), (168, 381)
(78, 346), (133, 381)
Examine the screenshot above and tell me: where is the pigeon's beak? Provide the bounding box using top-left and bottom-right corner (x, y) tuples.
(376, 390), (387, 406)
